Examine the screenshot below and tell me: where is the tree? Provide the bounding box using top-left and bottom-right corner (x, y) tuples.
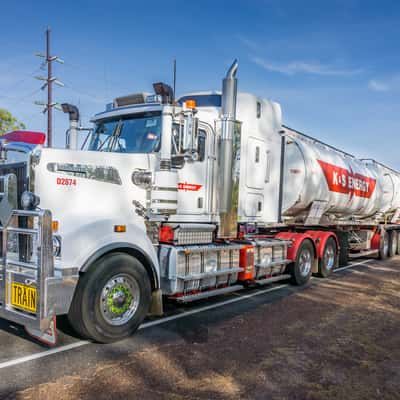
(0, 108), (26, 135)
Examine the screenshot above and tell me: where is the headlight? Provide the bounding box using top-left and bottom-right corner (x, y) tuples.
(21, 191), (40, 210)
(52, 235), (61, 257)
(131, 170), (152, 189)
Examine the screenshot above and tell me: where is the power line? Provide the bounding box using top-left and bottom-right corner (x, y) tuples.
(62, 83), (107, 103)
(0, 87), (42, 105)
(63, 60), (130, 93)
(0, 67), (42, 97)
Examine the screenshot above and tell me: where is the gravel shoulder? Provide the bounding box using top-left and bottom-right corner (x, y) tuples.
(12, 258), (400, 400)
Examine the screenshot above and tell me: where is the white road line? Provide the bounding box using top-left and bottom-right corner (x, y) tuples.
(139, 283), (289, 330)
(336, 258), (374, 272)
(0, 284), (288, 370)
(0, 258), (375, 370)
(0, 340), (90, 370)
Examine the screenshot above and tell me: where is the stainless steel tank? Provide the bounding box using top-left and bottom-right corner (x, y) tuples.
(362, 159), (400, 215)
(282, 129), (400, 219)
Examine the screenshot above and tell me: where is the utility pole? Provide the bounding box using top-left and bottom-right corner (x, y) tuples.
(46, 28), (52, 147)
(35, 27), (64, 147)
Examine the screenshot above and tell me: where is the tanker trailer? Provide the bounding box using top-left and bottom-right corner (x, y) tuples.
(361, 159), (400, 221)
(282, 127), (382, 222)
(275, 125), (400, 266)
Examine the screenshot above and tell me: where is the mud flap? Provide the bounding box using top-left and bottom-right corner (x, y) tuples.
(25, 317), (57, 346)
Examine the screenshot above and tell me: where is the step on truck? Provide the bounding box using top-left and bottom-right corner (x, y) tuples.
(0, 60), (399, 344)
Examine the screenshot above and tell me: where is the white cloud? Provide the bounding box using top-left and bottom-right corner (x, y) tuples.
(237, 35), (260, 52)
(368, 79), (389, 92)
(252, 56), (362, 76)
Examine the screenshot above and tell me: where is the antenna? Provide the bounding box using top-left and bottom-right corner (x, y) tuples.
(34, 27), (64, 147)
(173, 58), (176, 104)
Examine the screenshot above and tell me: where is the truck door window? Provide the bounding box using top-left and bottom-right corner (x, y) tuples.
(197, 131), (206, 162)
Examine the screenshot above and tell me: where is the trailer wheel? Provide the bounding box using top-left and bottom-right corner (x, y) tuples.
(378, 230), (389, 260)
(389, 230), (398, 258)
(68, 252), (151, 343)
(397, 231), (400, 255)
(290, 239), (314, 286)
(318, 237), (337, 278)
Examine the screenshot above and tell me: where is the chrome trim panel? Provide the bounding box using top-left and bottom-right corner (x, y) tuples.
(176, 267), (243, 281)
(175, 284), (244, 303)
(47, 162), (122, 185)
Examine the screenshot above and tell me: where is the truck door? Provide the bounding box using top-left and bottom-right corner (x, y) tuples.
(172, 125), (215, 219)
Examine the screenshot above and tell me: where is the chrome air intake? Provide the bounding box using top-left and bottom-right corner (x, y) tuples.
(62, 103), (80, 150)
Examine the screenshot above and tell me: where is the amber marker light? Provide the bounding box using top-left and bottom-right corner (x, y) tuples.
(114, 225), (127, 233)
(185, 99), (196, 109)
(52, 221), (59, 232)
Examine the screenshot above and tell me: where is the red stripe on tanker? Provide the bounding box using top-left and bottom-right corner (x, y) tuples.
(317, 159), (376, 199)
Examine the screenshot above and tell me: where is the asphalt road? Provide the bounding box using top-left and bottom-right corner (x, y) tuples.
(0, 257), (393, 399)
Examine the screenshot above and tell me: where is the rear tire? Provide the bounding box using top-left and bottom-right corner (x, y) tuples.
(290, 239), (314, 286)
(68, 252), (151, 343)
(397, 231), (400, 255)
(378, 230), (389, 260)
(318, 237), (338, 278)
(389, 230), (398, 258)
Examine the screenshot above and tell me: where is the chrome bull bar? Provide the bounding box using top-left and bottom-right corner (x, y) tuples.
(0, 172), (76, 333)
(0, 208), (56, 331)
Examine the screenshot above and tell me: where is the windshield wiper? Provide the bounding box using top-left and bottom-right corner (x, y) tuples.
(98, 121), (122, 151)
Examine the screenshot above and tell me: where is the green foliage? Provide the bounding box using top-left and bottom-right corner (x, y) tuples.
(0, 108), (26, 135)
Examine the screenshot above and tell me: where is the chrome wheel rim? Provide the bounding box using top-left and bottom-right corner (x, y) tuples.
(299, 249), (312, 277)
(383, 233), (389, 256)
(391, 233), (397, 255)
(324, 245), (335, 270)
(100, 274), (140, 326)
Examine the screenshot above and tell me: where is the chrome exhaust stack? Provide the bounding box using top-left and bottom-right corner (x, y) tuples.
(218, 59), (241, 238)
(61, 103), (80, 150)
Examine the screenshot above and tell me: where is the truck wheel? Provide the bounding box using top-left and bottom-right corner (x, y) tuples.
(290, 239), (314, 286)
(378, 231), (389, 260)
(318, 237), (337, 278)
(389, 231), (398, 257)
(397, 231), (400, 255)
(68, 252), (151, 343)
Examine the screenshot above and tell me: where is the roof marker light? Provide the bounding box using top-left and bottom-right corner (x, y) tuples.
(185, 99), (196, 109)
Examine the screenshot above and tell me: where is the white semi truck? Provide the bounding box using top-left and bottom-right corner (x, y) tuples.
(0, 60), (399, 344)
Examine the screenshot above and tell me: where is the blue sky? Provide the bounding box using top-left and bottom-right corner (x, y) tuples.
(1, 0), (400, 167)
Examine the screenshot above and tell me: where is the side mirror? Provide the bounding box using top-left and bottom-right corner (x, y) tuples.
(171, 155), (185, 169)
(182, 111), (199, 157)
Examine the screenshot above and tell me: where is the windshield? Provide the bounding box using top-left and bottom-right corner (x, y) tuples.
(88, 112), (161, 153)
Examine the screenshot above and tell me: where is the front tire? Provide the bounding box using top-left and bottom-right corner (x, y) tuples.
(290, 239), (314, 286)
(68, 252), (151, 343)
